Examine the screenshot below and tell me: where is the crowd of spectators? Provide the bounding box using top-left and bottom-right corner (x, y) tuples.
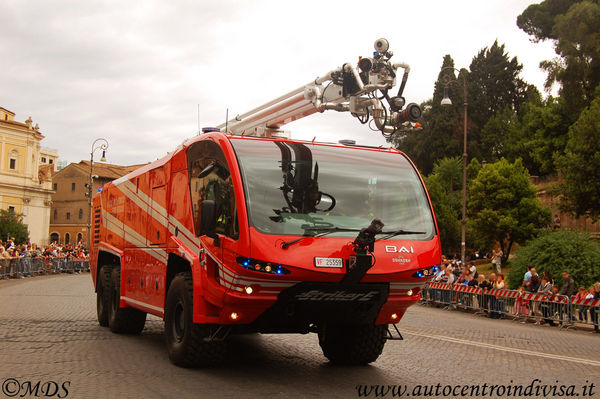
(431, 257), (600, 332)
(0, 238), (88, 260)
(0, 238), (89, 278)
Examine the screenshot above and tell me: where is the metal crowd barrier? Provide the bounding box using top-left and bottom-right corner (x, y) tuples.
(0, 257), (90, 279)
(421, 282), (600, 331)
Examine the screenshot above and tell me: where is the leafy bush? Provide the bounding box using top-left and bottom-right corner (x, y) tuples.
(507, 229), (600, 290)
(0, 210), (29, 245)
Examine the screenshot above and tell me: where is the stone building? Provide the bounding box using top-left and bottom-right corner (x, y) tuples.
(50, 161), (142, 245)
(533, 176), (600, 240)
(0, 106), (57, 245)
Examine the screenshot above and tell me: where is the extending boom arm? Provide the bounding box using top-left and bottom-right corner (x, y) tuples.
(216, 38), (422, 138)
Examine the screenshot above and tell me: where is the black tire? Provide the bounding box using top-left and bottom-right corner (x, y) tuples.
(164, 272), (226, 367)
(318, 324), (387, 365)
(96, 265), (112, 327)
(108, 267), (146, 334)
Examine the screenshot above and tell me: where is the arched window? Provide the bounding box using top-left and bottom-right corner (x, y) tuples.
(65, 233), (70, 245)
(77, 233), (83, 244)
(50, 232), (59, 243)
(9, 149), (19, 171)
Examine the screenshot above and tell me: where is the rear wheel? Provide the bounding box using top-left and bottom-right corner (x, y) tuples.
(108, 267), (146, 334)
(164, 272), (226, 367)
(96, 265), (112, 327)
(318, 323), (387, 365)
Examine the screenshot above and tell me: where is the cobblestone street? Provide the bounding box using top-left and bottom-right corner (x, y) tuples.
(1, 274), (599, 398)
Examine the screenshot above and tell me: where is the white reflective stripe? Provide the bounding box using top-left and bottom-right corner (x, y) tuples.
(168, 224), (200, 254)
(102, 210), (167, 263)
(168, 219), (201, 250)
(118, 179), (202, 254)
(121, 296), (164, 313)
(122, 180), (168, 220)
(120, 181), (169, 230)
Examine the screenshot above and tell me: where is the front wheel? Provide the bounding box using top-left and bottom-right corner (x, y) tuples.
(318, 324), (387, 365)
(164, 272), (226, 367)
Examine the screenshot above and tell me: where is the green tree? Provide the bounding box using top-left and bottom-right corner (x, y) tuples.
(432, 156), (462, 192)
(392, 55), (464, 174)
(507, 230), (600, 289)
(505, 95), (572, 176)
(424, 174), (460, 255)
(467, 158), (551, 264)
(0, 210), (29, 245)
(556, 96), (600, 220)
(468, 41), (535, 162)
(518, 0), (600, 115)
(391, 42), (535, 174)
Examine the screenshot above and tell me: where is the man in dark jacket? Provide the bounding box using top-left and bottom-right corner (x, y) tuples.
(559, 271), (575, 324)
(560, 271), (575, 297)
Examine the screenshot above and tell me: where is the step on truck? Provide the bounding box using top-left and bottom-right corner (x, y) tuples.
(90, 38), (442, 367)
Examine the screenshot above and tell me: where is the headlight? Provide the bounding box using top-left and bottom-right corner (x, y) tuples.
(236, 257), (291, 275)
(412, 264), (440, 278)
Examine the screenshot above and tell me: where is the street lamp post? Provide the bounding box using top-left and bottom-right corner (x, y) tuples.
(87, 138), (108, 250)
(440, 67), (468, 267)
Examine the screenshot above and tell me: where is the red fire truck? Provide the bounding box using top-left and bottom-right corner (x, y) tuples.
(90, 38), (441, 367)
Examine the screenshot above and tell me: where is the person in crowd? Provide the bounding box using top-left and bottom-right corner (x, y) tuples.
(492, 247), (503, 274)
(527, 270), (540, 292)
(514, 286), (530, 322)
(459, 271), (474, 307)
(560, 271), (575, 297)
(575, 287), (589, 322)
(476, 274), (489, 311)
(494, 273), (507, 319)
(456, 268), (470, 285)
(441, 267), (455, 306)
(468, 262), (478, 279)
(487, 273), (498, 318)
(451, 262), (461, 278)
(589, 284), (600, 333)
(523, 264), (533, 286)
(538, 277), (555, 326)
(434, 264), (447, 282)
(543, 270), (554, 286)
(559, 271), (575, 325)
(467, 273), (479, 287)
(527, 271), (541, 318)
(0, 246), (10, 259)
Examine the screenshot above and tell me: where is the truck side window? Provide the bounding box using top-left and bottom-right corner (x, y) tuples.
(187, 141), (239, 239)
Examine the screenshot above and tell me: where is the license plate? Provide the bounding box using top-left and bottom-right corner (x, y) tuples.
(314, 257), (343, 268)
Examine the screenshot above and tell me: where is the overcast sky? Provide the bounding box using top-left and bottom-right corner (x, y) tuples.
(0, 0), (556, 166)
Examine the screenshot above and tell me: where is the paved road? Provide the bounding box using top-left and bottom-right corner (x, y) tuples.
(1, 274), (599, 399)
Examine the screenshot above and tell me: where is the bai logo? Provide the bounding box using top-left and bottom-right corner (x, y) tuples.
(385, 245), (414, 254)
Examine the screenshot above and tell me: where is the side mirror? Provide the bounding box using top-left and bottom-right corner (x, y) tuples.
(200, 200), (220, 246)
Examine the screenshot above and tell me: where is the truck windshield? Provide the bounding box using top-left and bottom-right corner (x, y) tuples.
(231, 139), (435, 240)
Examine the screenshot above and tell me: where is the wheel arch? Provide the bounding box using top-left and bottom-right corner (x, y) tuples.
(165, 253), (192, 308)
